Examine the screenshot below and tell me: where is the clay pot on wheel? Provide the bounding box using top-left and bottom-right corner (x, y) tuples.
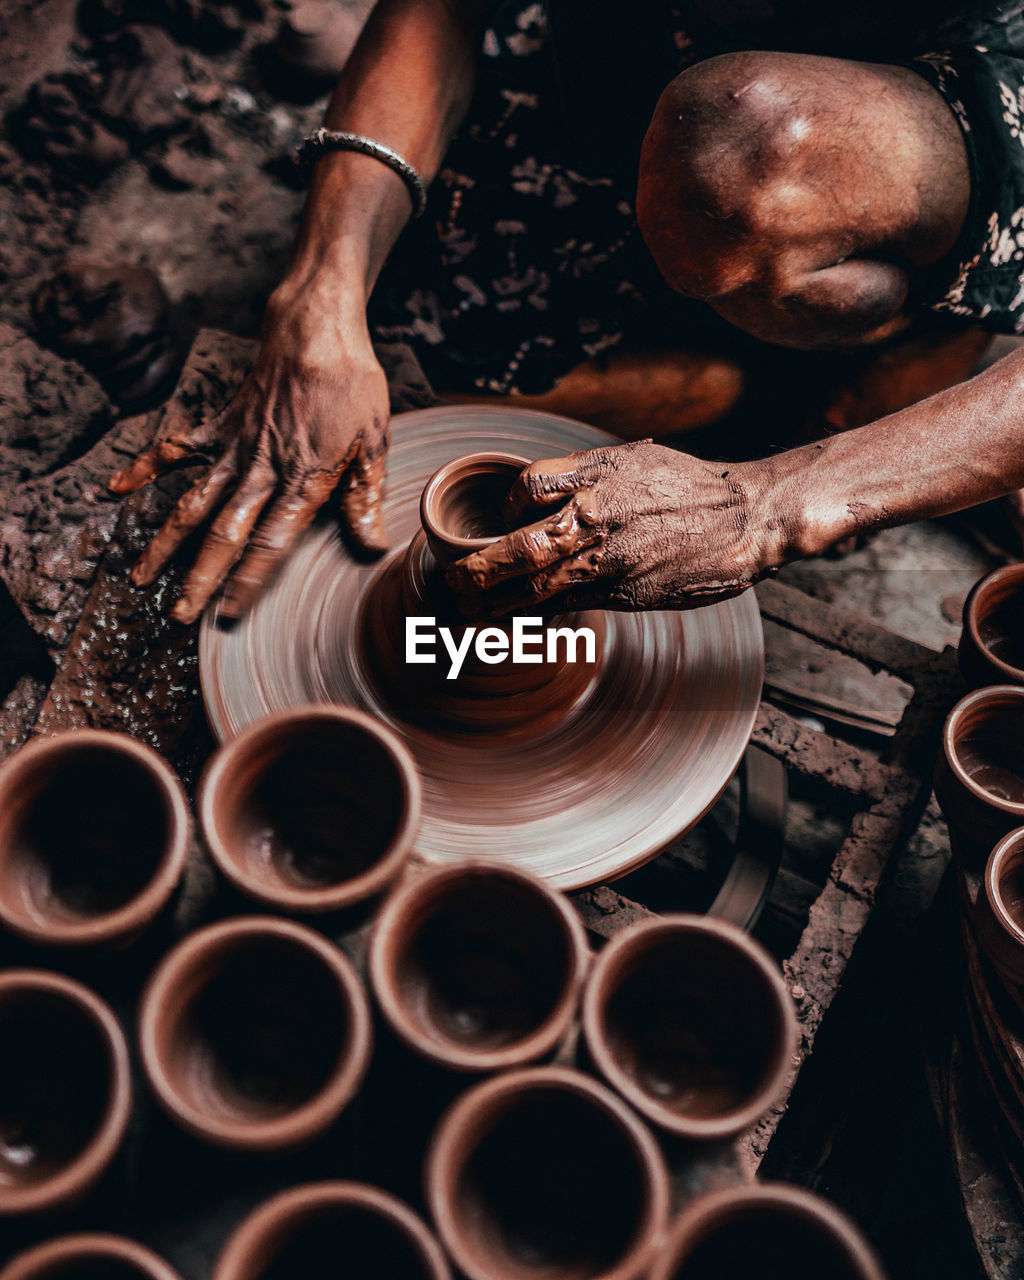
(0, 970), (132, 1216)
(934, 686), (1024, 867)
(960, 565), (1024, 689)
(0, 730), (191, 949)
(581, 913), (796, 1141)
(649, 1184), (887, 1280)
(369, 862), (589, 1071)
(362, 452), (603, 729)
(419, 452), (528, 567)
(198, 706), (420, 914)
(214, 1181), (451, 1280)
(139, 917), (372, 1151)
(0, 1234), (180, 1280)
(976, 826), (1024, 989)
(426, 1065), (670, 1280)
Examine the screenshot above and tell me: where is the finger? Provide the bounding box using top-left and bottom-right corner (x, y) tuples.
(130, 450), (239, 588)
(339, 442), (388, 554)
(454, 542), (608, 622)
(505, 446), (626, 522)
(218, 470), (340, 621)
(446, 499), (598, 593)
(109, 416), (214, 494)
(170, 476), (276, 624)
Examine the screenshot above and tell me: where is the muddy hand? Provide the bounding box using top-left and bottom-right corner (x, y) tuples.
(109, 296), (390, 625)
(446, 440), (782, 618)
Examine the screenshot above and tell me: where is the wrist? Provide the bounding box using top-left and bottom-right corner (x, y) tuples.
(745, 445), (855, 569)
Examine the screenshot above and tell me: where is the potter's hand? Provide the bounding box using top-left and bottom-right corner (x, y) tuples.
(109, 288), (389, 624)
(447, 441), (780, 617)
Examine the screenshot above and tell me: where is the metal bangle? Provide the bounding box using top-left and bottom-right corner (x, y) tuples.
(298, 128), (429, 219)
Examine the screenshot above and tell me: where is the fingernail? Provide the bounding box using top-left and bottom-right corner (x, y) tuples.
(170, 598), (196, 625)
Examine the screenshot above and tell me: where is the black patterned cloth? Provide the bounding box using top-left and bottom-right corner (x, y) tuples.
(368, 0), (1024, 396)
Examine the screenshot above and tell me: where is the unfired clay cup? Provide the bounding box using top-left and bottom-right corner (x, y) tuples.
(648, 1184), (887, 1280)
(199, 707), (421, 914)
(369, 862), (589, 1071)
(139, 917), (372, 1151)
(0, 1234), (181, 1280)
(0, 730), (190, 947)
(960, 564), (1024, 689)
(426, 1065), (671, 1280)
(582, 914), (797, 1141)
(976, 826), (1024, 989)
(933, 685), (1024, 867)
(213, 1181), (451, 1280)
(419, 453), (529, 568)
(0, 970), (132, 1216)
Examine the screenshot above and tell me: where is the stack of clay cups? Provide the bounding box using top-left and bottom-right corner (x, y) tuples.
(0, 729), (190, 1225)
(0, 695), (883, 1279)
(939, 566), (1024, 990)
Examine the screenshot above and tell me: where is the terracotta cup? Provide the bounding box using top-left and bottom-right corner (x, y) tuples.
(0, 1234), (181, 1280)
(426, 1065), (671, 1280)
(960, 564), (1024, 689)
(0, 730), (190, 947)
(369, 862), (589, 1071)
(139, 917), (372, 1151)
(419, 452), (529, 567)
(933, 685), (1024, 866)
(976, 825), (1024, 989)
(581, 914), (797, 1141)
(214, 1181), (451, 1280)
(199, 707), (421, 914)
(0, 970), (132, 1216)
(648, 1184), (887, 1280)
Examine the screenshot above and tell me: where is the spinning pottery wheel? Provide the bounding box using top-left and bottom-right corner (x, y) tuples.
(200, 406), (764, 890)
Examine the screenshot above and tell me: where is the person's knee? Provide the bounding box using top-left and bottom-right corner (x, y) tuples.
(637, 52), (809, 302)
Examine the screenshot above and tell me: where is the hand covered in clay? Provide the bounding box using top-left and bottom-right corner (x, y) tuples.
(447, 441), (780, 617)
(109, 286), (389, 623)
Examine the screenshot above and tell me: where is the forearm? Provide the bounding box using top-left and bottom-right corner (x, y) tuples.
(761, 346), (1024, 562)
(281, 0), (488, 304)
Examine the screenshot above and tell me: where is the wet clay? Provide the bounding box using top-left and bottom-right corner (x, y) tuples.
(213, 1184), (451, 1280)
(428, 1068), (669, 1280)
(420, 454), (529, 566)
(582, 916), (796, 1139)
(0, 732), (189, 946)
(362, 452), (604, 731)
(0, 973), (130, 1215)
(141, 919), (371, 1149)
(370, 865), (588, 1070)
(200, 708), (420, 912)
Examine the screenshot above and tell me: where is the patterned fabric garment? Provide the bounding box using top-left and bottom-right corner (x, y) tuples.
(368, 0), (1024, 396)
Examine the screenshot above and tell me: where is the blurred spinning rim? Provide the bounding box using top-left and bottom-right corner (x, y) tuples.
(199, 406), (764, 890)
